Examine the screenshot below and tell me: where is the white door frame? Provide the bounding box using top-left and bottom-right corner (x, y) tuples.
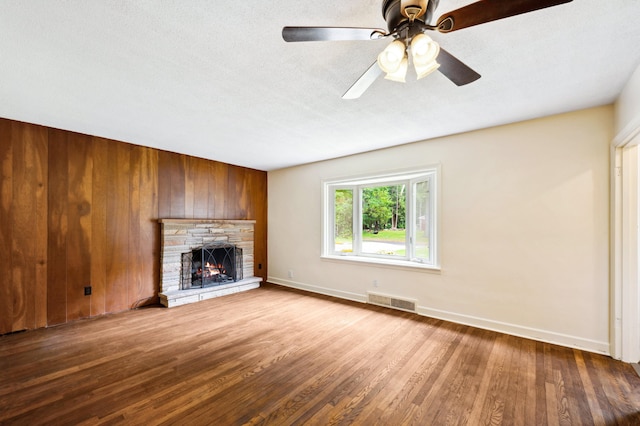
(611, 137), (640, 362)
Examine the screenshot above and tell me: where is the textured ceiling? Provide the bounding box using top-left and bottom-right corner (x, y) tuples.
(1, 0), (639, 171)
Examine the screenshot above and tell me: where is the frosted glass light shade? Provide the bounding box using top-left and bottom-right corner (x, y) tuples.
(411, 33), (440, 80)
(411, 34), (439, 65)
(377, 40), (407, 74)
(414, 60), (440, 80)
(384, 57), (408, 82)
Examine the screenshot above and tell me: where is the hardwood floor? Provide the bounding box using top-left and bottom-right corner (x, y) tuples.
(1, 283), (639, 425)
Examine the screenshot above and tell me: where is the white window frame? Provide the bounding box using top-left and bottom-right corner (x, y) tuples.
(322, 166), (440, 271)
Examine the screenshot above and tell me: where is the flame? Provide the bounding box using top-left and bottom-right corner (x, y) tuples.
(204, 262), (221, 276)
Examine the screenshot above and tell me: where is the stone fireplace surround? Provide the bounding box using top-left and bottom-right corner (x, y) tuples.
(159, 219), (262, 307)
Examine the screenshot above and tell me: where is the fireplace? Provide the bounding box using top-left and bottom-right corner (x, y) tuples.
(182, 243), (243, 290)
(158, 219), (262, 308)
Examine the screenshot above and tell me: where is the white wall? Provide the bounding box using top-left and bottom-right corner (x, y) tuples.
(268, 106), (613, 354)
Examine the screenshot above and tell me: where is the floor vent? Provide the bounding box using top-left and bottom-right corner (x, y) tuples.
(367, 292), (417, 313)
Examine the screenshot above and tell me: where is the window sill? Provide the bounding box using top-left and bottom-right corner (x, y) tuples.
(321, 255), (441, 273)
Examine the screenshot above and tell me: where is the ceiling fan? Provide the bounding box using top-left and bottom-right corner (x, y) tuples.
(282, 0), (573, 99)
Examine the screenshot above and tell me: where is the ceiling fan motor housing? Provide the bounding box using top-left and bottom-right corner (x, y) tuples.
(382, 0), (439, 32)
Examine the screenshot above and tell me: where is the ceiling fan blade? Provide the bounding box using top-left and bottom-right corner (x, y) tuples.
(436, 0), (573, 33)
(342, 62), (383, 100)
(282, 27), (387, 42)
(437, 48), (481, 86)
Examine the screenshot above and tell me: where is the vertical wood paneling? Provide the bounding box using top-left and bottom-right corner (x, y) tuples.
(66, 134), (93, 321)
(138, 147), (159, 305)
(244, 169), (259, 219)
(170, 154), (186, 218)
(157, 150), (172, 219)
(47, 129), (69, 326)
(0, 119), (13, 334)
(18, 123), (48, 329)
(184, 156), (195, 219)
(192, 158), (209, 219)
(0, 117), (268, 333)
(90, 138), (109, 317)
(105, 142), (130, 312)
(33, 124), (48, 329)
(128, 146), (142, 308)
(11, 122), (39, 331)
(128, 145), (158, 308)
(210, 161), (228, 219)
(206, 161), (216, 218)
(226, 166), (248, 219)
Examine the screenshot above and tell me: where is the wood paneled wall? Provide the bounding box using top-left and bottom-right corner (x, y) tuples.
(0, 117), (267, 334)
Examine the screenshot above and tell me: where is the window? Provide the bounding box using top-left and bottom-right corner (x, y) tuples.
(323, 167), (439, 269)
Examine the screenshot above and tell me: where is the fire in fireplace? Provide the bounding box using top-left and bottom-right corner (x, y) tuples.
(181, 243), (243, 290)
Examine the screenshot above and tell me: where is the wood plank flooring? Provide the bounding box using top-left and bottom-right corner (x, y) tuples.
(1, 283), (639, 425)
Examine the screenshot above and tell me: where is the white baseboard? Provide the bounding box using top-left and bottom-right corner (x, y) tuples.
(267, 277), (610, 356)
(417, 306), (610, 356)
(267, 277), (366, 304)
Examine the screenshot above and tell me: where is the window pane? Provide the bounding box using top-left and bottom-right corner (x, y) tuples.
(361, 185), (406, 257)
(413, 180), (430, 261)
(334, 189), (353, 253)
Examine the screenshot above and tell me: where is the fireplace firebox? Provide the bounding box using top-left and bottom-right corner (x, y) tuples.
(181, 243), (243, 290)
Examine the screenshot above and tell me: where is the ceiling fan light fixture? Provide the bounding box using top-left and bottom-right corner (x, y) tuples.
(283, 0), (576, 98)
(414, 60), (440, 80)
(377, 40), (407, 73)
(411, 33), (439, 65)
(383, 56), (408, 82)
(411, 33), (440, 80)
